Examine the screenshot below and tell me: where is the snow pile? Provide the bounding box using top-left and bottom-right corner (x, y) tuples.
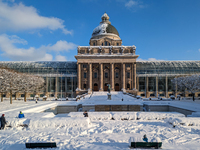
(137, 112), (185, 120)
(68, 112), (112, 120)
(29, 117), (91, 129)
(112, 112), (136, 120)
(6, 118), (30, 128)
(166, 117), (200, 126)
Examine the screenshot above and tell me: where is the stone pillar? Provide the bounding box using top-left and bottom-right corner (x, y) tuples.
(77, 63), (81, 90)
(166, 76), (168, 98)
(122, 63), (126, 90)
(133, 63), (136, 89)
(145, 76), (148, 98)
(99, 63), (103, 91)
(45, 77), (48, 95)
(156, 76), (158, 97)
(136, 76), (139, 90)
(111, 63), (114, 91)
(55, 77), (58, 97)
(89, 63), (92, 90)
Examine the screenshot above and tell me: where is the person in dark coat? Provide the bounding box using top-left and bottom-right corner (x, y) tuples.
(0, 114), (7, 130)
(83, 110), (88, 117)
(18, 111), (25, 118)
(143, 134), (148, 142)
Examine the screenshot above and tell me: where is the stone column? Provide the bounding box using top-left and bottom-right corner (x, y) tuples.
(89, 63), (92, 90)
(133, 63), (136, 89)
(99, 63), (103, 91)
(55, 77), (58, 97)
(156, 76), (158, 97)
(111, 63), (114, 91)
(166, 76), (168, 98)
(45, 77), (48, 95)
(77, 63), (81, 90)
(136, 76), (139, 90)
(145, 76), (148, 98)
(122, 63), (126, 90)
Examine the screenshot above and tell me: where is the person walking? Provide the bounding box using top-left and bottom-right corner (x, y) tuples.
(83, 110), (88, 117)
(18, 111), (25, 118)
(0, 114), (7, 130)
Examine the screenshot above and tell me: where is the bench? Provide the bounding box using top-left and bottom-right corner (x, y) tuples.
(25, 142), (57, 148)
(130, 142), (162, 149)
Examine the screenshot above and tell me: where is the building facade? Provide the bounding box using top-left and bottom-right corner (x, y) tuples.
(0, 13), (200, 99)
(75, 13), (138, 94)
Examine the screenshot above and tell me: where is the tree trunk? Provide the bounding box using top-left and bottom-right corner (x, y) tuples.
(193, 93), (195, 101)
(15, 92), (17, 100)
(1, 93), (3, 102)
(10, 90), (12, 104)
(24, 92), (27, 102)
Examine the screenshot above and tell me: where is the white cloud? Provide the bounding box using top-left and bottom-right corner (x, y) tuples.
(125, 0), (138, 8)
(124, 0), (146, 9)
(55, 55), (67, 61)
(0, 34), (76, 61)
(198, 49), (200, 52)
(44, 40), (77, 52)
(137, 58), (164, 61)
(0, 1), (72, 34)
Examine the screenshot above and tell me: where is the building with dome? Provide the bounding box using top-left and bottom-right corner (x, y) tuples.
(0, 13), (200, 99)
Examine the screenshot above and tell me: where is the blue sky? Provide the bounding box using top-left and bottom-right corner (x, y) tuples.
(0, 0), (200, 61)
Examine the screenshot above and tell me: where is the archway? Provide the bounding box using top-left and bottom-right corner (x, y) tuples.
(104, 83), (108, 91)
(115, 83), (120, 91)
(94, 83), (98, 91)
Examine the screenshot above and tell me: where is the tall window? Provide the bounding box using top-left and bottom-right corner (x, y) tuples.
(127, 72), (130, 78)
(105, 41), (108, 46)
(127, 83), (130, 89)
(94, 72), (97, 78)
(105, 72), (108, 78)
(84, 72), (87, 78)
(83, 64), (87, 68)
(93, 42), (95, 46)
(117, 43), (119, 46)
(84, 84), (86, 89)
(115, 72), (119, 78)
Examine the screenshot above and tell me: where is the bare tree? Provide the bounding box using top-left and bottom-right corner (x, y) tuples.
(172, 74), (200, 101)
(0, 68), (45, 104)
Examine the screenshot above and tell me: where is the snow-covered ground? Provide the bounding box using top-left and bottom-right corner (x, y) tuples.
(0, 92), (200, 150)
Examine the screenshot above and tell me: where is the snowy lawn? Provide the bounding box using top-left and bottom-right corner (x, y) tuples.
(0, 97), (200, 150)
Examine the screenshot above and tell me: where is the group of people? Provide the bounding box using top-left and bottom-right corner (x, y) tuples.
(0, 111), (25, 130)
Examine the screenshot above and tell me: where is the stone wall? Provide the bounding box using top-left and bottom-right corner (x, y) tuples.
(95, 105), (142, 111)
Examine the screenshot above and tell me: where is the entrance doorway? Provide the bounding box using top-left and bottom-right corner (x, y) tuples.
(115, 83), (120, 91)
(104, 83), (108, 91)
(94, 83), (98, 91)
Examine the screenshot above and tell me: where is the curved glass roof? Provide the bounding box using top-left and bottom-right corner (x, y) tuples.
(0, 61), (77, 75)
(136, 61), (200, 75)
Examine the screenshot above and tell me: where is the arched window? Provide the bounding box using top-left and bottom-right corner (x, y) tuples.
(93, 42), (95, 46)
(117, 43), (119, 46)
(102, 43), (103, 46)
(94, 83), (98, 86)
(127, 83), (130, 89)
